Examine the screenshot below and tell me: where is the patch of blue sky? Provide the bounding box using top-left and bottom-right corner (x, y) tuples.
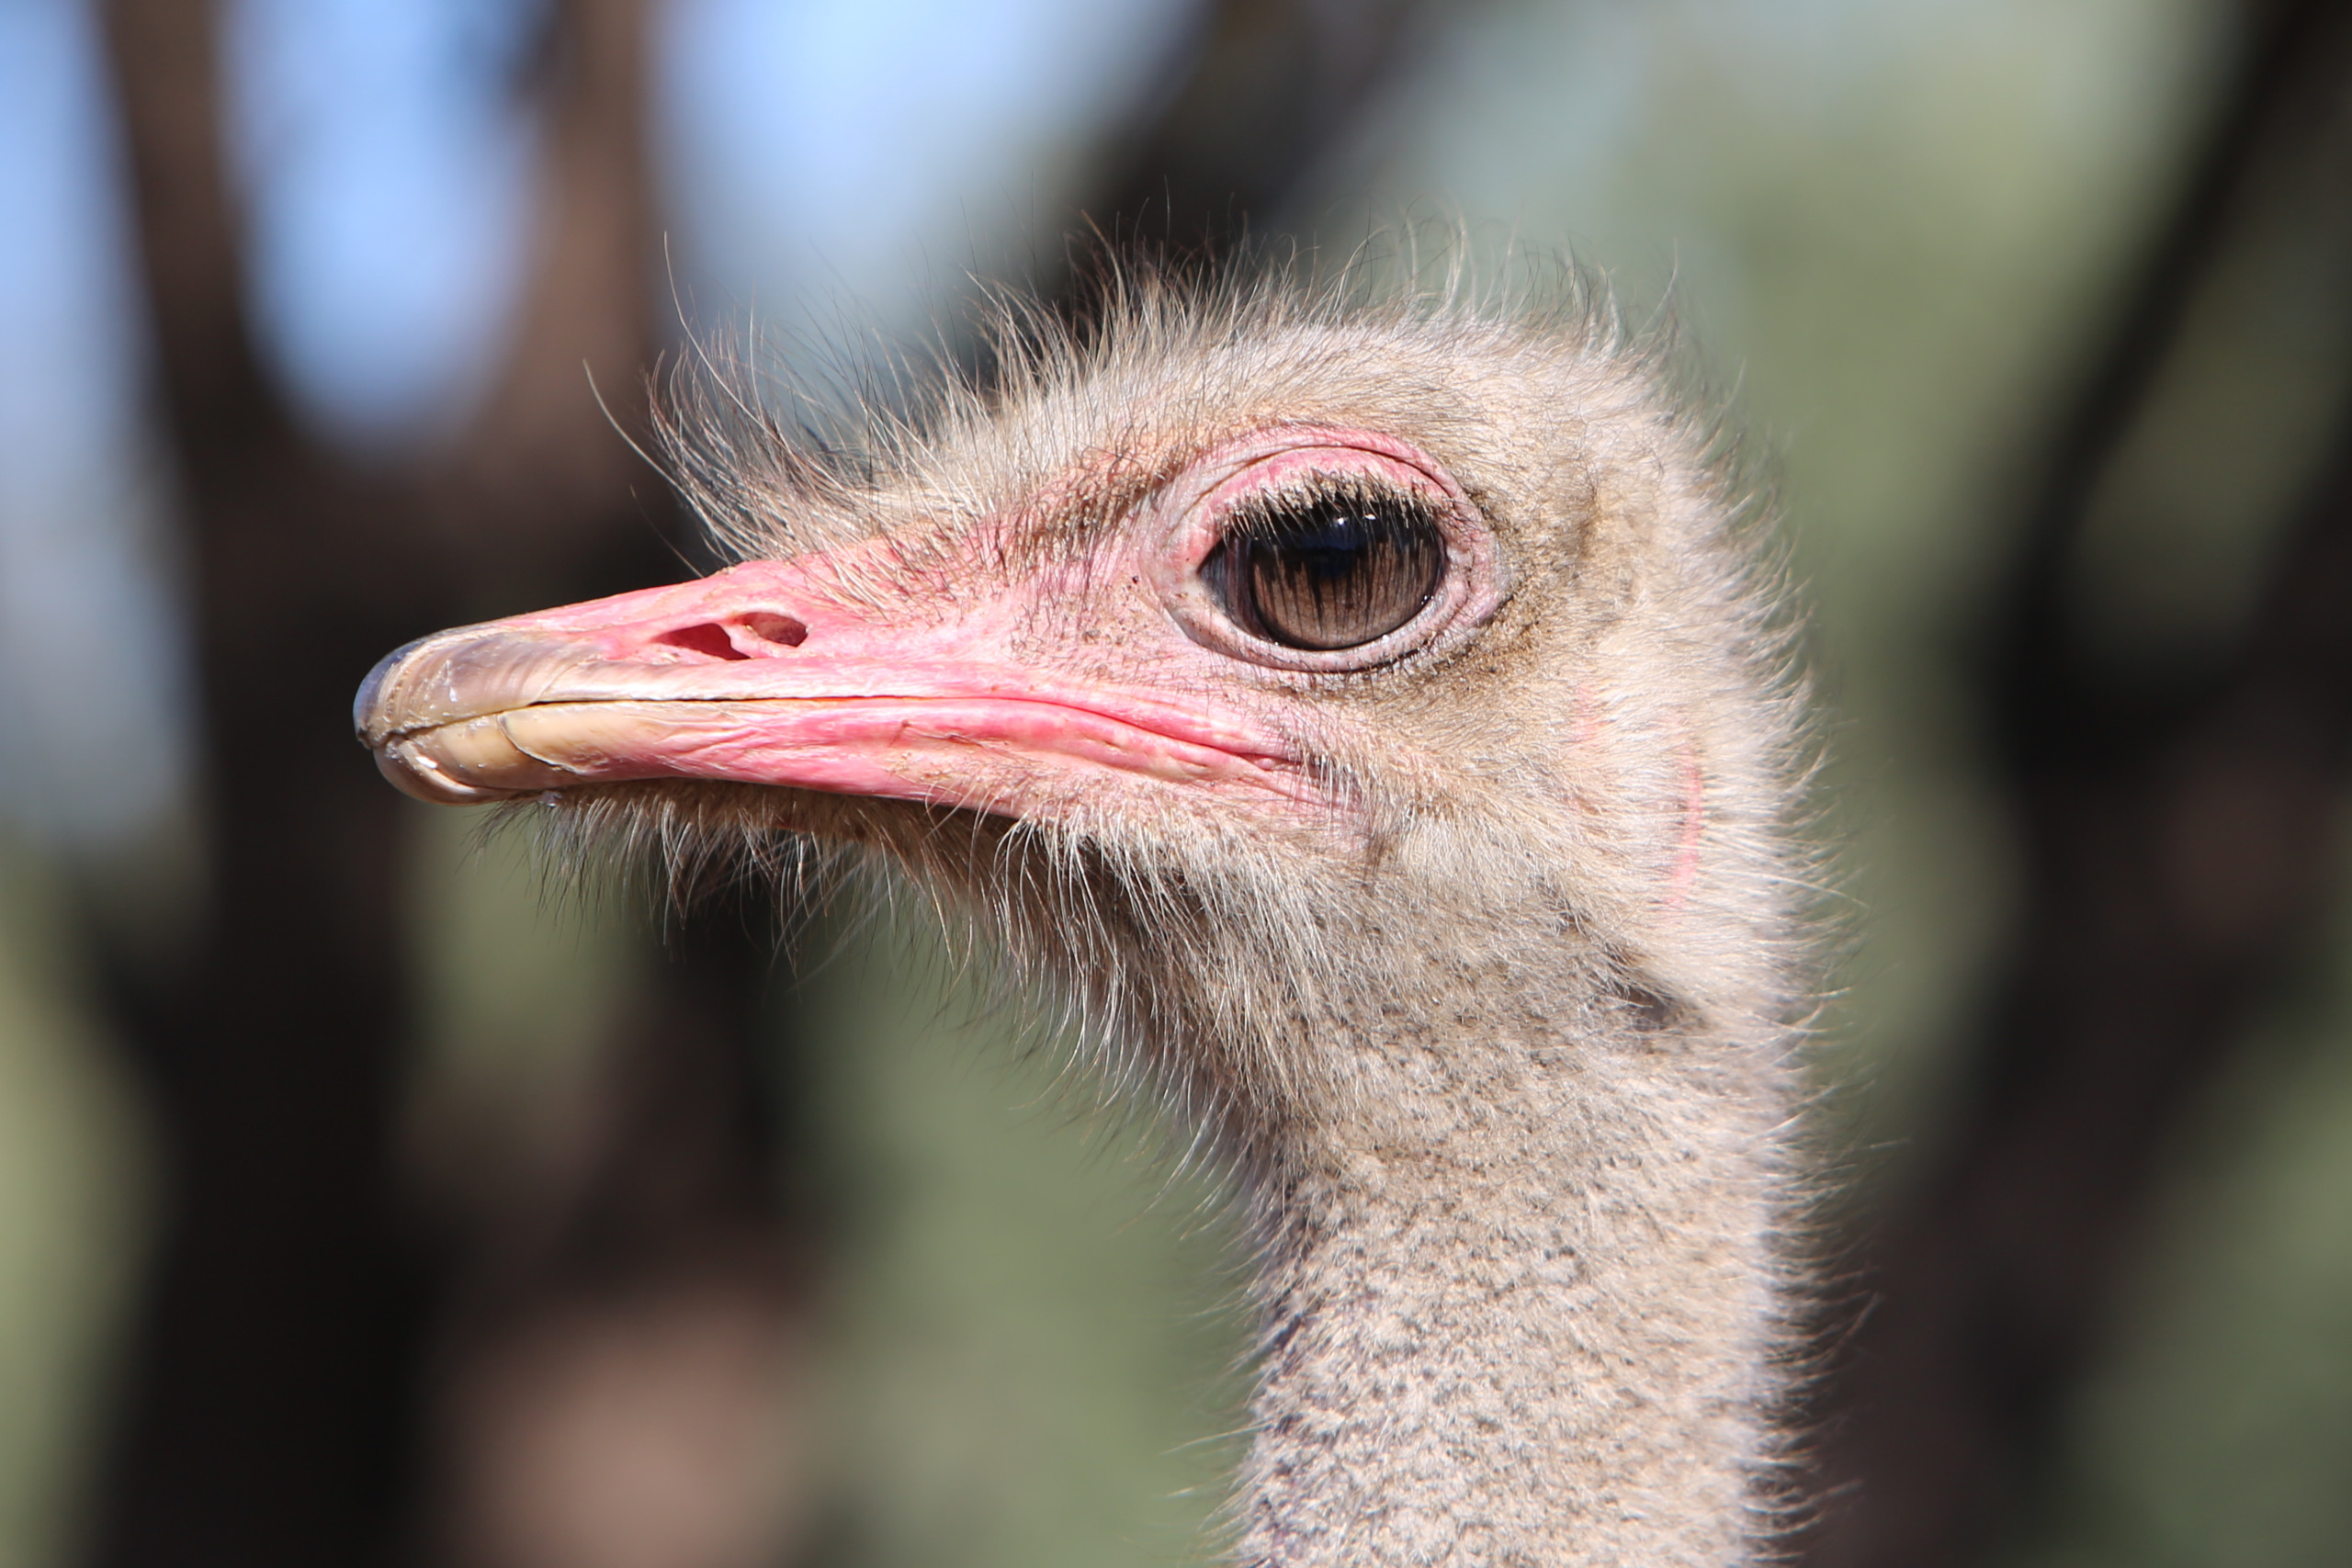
(0, 0), (190, 847)
(660, 0), (1193, 352)
(0, 0), (148, 486)
(226, 0), (542, 449)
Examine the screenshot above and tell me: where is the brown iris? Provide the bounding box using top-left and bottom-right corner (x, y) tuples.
(1207, 484), (1448, 651)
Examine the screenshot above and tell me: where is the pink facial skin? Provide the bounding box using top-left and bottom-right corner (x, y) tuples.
(356, 426), (1502, 830)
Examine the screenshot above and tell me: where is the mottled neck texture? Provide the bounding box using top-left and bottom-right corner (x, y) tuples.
(1227, 954), (1790, 1567)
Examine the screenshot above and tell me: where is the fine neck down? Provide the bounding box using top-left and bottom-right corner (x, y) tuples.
(1220, 928), (1794, 1568)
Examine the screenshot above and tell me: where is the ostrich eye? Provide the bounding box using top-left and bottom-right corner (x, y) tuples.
(1208, 486), (1447, 651)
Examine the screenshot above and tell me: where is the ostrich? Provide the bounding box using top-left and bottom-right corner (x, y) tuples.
(356, 273), (1818, 1566)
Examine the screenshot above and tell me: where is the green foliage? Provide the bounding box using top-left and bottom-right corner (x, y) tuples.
(0, 846), (147, 1568)
(790, 913), (1250, 1568)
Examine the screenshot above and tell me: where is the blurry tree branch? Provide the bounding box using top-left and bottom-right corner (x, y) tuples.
(93, 5), (424, 1561)
(86, 3), (797, 1567)
(2001, 0), (2351, 645)
(1805, 3), (2352, 1564)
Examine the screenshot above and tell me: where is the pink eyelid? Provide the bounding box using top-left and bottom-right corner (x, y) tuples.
(1148, 424), (1502, 670)
(1199, 443), (1452, 517)
(1168, 425), (1477, 567)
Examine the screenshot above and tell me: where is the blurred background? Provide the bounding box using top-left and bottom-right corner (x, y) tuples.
(3, 1), (2350, 1565)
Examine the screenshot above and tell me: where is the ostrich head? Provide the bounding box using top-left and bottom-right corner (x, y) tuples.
(358, 275), (1816, 1565)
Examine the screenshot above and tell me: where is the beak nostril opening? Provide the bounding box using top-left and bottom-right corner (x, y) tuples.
(657, 623), (751, 660)
(654, 614), (809, 661)
(741, 612), (808, 648)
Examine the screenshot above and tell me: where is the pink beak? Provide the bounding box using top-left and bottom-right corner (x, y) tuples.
(355, 557), (1306, 818)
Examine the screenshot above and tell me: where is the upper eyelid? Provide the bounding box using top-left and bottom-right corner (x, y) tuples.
(1187, 437), (1448, 513)
(1223, 477), (1435, 516)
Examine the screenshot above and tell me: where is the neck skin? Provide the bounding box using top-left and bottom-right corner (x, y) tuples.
(1226, 947), (1789, 1568)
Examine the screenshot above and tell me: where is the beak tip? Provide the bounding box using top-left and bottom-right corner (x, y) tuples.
(355, 636), (431, 746)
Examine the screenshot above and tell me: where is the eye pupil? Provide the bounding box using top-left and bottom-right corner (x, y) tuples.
(1212, 486), (1447, 651)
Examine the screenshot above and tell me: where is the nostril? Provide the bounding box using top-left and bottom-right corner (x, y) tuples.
(653, 614), (809, 661)
(657, 622), (751, 660)
(741, 612), (808, 648)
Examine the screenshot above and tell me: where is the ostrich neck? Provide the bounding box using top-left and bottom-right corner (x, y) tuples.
(1228, 956), (1788, 1567)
